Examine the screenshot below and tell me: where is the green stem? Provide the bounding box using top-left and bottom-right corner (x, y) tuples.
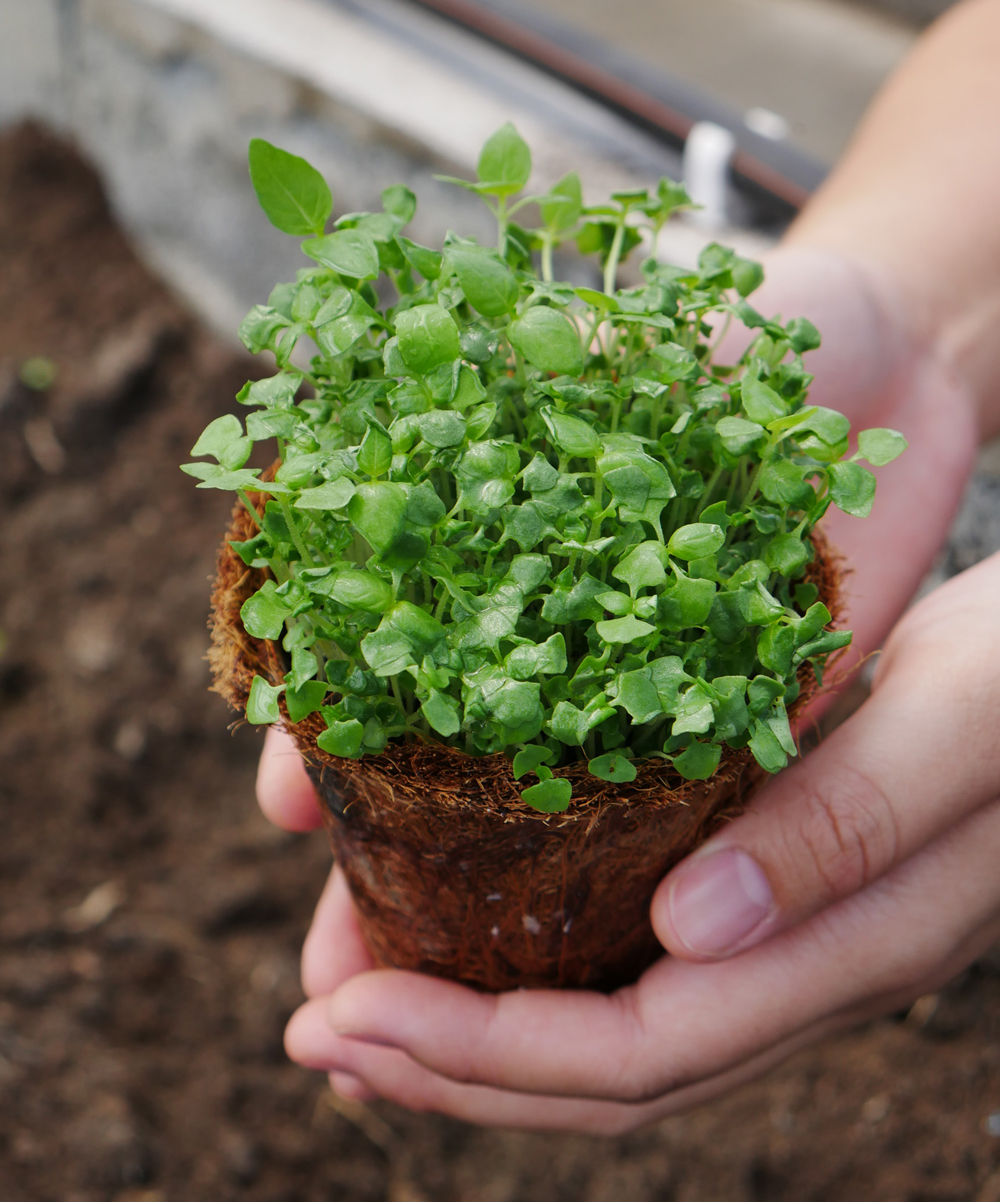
(238, 490), (262, 529)
(496, 196), (508, 258)
(541, 235), (554, 283)
(696, 464), (723, 516)
(279, 495), (316, 567)
(603, 217), (627, 296)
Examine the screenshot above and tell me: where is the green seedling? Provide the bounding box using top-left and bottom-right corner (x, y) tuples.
(184, 123), (904, 811)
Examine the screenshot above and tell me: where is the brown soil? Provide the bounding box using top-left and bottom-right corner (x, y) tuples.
(2, 121), (1000, 1202)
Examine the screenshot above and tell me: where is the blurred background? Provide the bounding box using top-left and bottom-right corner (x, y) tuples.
(4, 1), (1000, 1200)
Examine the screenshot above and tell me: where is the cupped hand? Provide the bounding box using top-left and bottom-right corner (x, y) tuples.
(257, 246), (991, 1130)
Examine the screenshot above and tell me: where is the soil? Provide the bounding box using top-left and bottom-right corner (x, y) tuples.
(2, 121), (1000, 1202)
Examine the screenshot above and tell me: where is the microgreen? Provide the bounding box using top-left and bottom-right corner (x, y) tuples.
(186, 126), (905, 811)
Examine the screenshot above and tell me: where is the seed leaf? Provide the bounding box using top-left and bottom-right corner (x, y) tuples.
(521, 776), (572, 813)
(246, 675), (284, 724)
(508, 307), (583, 376)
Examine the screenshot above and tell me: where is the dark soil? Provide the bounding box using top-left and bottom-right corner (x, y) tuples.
(2, 121), (1000, 1202)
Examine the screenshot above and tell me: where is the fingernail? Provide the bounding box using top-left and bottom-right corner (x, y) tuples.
(667, 848), (773, 956)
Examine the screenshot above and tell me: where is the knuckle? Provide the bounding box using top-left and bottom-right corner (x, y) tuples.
(789, 765), (901, 903)
(606, 990), (687, 1103)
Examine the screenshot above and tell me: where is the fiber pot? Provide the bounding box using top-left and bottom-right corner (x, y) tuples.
(210, 490), (842, 993)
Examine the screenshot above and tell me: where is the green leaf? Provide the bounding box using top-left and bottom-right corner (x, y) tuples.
(758, 459), (814, 508)
(286, 680), (330, 723)
(240, 581), (294, 640)
(508, 307), (583, 377)
(596, 615), (656, 644)
(329, 570), (394, 614)
(796, 629), (852, 660)
(672, 683), (715, 736)
(317, 718), (365, 758)
(672, 742), (722, 780)
(357, 420), (393, 478)
(716, 415), (765, 456)
(541, 408), (601, 458)
(512, 744), (555, 779)
(477, 122), (532, 196)
(348, 482), (408, 555)
(785, 316), (821, 352)
(239, 305), (291, 354)
(741, 375), (786, 424)
(301, 229), (380, 279)
(521, 776), (572, 813)
(246, 675), (284, 724)
(657, 575), (716, 629)
(295, 478), (356, 510)
(857, 427), (907, 466)
(421, 689), (461, 737)
(446, 245), (518, 316)
(748, 719), (787, 773)
(540, 172), (583, 232)
(395, 235), (442, 280)
(748, 675), (785, 715)
(765, 532), (809, 575)
(828, 460), (877, 518)
(418, 410), (467, 448)
(757, 623), (796, 676)
(731, 256), (764, 297)
(588, 753), (636, 783)
(237, 371), (302, 409)
(362, 601), (446, 676)
(248, 138), (332, 236)
(395, 304), (461, 374)
(649, 342), (699, 383)
(667, 523), (725, 561)
(711, 676), (749, 741)
(191, 414), (245, 461)
(314, 289), (379, 356)
(612, 542), (667, 594)
(381, 183), (416, 223)
(613, 669), (662, 723)
(505, 634), (567, 680)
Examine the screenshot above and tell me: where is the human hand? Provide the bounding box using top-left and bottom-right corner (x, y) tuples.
(257, 245), (986, 1128)
(272, 546), (1000, 1131)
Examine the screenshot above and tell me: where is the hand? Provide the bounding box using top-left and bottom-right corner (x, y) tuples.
(257, 246), (987, 1130)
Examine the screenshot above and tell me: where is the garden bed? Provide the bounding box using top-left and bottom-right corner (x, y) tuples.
(2, 121), (1000, 1202)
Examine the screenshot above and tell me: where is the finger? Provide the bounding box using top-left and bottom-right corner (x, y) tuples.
(291, 893), (1000, 1132)
(819, 345), (975, 662)
(329, 1073), (376, 1103)
(716, 247), (904, 422)
(288, 994), (850, 1133)
(318, 797), (1000, 1102)
(256, 727), (323, 831)
(653, 552), (1000, 961)
(301, 864), (377, 998)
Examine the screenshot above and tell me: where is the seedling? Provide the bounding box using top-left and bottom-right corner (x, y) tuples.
(186, 125), (904, 812)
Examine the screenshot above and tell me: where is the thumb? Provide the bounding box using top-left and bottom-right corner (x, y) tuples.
(651, 555), (1000, 961)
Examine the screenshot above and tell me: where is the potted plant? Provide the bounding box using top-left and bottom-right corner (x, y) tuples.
(187, 124), (904, 991)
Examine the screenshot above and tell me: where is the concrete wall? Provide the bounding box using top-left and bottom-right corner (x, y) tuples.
(1, 0), (709, 341)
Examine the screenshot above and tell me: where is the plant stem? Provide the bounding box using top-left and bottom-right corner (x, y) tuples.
(279, 495), (316, 567)
(238, 490), (262, 529)
(541, 235), (554, 283)
(603, 218), (627, 296)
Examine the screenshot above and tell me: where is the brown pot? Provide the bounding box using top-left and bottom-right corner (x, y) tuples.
(209, 491), (842, 993)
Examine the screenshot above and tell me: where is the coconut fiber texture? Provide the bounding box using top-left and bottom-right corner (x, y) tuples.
(210, 491), (842, 993)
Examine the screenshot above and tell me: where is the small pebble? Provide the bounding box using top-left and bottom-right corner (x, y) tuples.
(522, 914), (541, 935)
(984, 1112), (1000, 1137)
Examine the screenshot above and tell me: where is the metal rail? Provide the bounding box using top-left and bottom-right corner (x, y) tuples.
(402, 0), (828, 224)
